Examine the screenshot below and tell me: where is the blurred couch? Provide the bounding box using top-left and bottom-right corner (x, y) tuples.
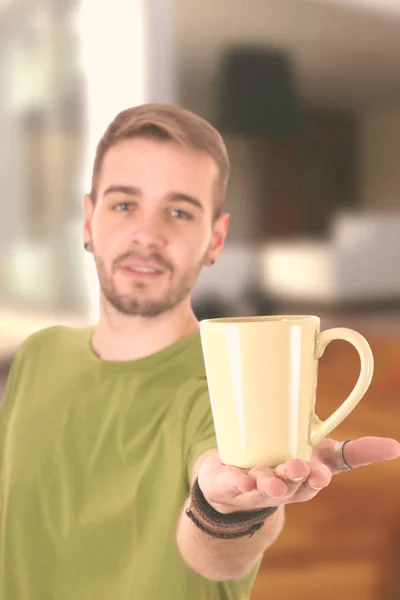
(260, 212), (400, 306)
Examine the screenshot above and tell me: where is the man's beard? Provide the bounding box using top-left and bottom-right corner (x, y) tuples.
(94, 249), (207, 318)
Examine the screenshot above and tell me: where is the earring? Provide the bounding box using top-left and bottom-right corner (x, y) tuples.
(209, 259), (215, 266)
(84, 242), (90, 251)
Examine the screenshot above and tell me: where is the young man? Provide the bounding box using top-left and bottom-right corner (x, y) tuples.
(0, 104), (398, 600)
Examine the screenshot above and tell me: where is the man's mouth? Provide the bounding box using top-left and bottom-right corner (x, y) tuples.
(118, 263), (166, 279)
(129, 266), (160, 274)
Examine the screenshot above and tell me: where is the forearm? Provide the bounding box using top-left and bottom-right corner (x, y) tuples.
(176, 496), (285, 581)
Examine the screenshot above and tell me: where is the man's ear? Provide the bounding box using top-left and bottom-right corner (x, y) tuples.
(83, 194), (94, 251)
(208, 213), (230, 265)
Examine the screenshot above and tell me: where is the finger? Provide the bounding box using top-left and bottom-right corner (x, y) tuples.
(274, 458), (310, 493)
(303, 462), (332, 491)
(199, 452), (256, 498)
(286, 462), (332, 504)
(248, 465), (288, 499)
(315, 437), (400, 474)
(214, 470), (257, 499)
(340, 437), (400, 469)
(274, 458), (310, 482)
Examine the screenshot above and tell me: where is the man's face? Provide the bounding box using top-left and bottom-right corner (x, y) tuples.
(84, 137), (229, 317)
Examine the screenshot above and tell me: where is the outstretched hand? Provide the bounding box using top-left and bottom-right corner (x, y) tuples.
(197, 437), (400, 514)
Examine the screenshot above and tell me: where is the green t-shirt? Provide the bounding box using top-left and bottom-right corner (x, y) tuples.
(0, 326), (259, 600)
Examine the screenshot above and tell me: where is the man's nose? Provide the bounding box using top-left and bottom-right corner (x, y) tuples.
(129, 213), (166, 250)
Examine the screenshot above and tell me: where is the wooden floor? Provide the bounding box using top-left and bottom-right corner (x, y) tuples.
(251, 333), (400, 600)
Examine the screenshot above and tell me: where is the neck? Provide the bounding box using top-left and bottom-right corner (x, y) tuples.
(91, 296), (199, 361)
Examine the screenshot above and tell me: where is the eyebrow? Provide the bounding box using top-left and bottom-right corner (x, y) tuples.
(167, 192), (204, 212)
(103, 185), (141, 197)
(103, 185), (204, 212)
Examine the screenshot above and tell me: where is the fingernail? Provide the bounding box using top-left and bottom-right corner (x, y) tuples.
(269, 491), (285, 499)
(289, 475), (304, 482)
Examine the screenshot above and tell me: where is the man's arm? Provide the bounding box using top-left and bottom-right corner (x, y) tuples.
(176, 449), (285, 582)
(176, 437), (400, 582)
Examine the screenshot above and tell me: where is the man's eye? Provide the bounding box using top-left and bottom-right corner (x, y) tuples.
(114, 202), (132, 212)
(170, 208), (192, 220)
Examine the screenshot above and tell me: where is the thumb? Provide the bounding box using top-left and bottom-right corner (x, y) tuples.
(198, 452), (256, 500)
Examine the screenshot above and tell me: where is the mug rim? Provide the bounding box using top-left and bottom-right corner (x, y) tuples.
(200, 315), (320, 324)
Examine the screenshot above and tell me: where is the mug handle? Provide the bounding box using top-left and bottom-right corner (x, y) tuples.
(309, 327), (374, 445)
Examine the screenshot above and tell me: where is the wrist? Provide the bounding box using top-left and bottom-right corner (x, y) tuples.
(186, 477), (279, 539)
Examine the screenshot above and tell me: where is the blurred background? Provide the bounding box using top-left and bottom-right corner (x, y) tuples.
(1, 0), (400, 598)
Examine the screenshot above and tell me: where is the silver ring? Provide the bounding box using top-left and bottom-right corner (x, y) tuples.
(333, 440), (352, 471)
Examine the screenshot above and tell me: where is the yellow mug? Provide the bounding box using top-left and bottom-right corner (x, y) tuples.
(199, 315), (374, 468)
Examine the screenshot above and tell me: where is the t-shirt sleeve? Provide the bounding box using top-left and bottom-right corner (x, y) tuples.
(0, 328), (54, 451)
(0, 332), (35, 469)
(1, 358), (20, 450)
(181, 377), (217, 487)
(0, 350), (24, 504)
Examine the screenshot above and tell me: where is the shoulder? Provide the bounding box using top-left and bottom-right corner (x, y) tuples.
(10, 325), (91, 371)
(20, 325), (87, 348)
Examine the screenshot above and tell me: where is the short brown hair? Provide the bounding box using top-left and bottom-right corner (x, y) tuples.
(90, 103), (230, 219)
